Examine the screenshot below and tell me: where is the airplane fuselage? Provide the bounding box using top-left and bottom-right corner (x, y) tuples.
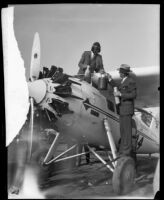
(38, 77), (159, 154)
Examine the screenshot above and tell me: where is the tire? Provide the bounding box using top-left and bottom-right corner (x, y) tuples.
(112, 156), (136, 195)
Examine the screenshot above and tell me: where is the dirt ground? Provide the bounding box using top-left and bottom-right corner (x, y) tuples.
(41, 154), (158, 199)
(8, 142), (159, 199)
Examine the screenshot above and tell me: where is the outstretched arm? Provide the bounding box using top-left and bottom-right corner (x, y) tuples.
(98, 55), (104, 71)
(107, 73), (119, 87)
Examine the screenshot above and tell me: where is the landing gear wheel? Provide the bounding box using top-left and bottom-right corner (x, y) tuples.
(112, 156), (136, 195)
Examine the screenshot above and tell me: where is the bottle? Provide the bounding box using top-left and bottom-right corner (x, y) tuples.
(114, 87), (120, 104)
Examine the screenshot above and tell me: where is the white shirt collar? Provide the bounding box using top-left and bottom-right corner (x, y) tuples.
(91, 51), (94, 59)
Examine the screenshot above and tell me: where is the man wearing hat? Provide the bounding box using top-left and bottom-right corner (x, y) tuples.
(107, 64), (137, 158)
(77, 42), (104, 83)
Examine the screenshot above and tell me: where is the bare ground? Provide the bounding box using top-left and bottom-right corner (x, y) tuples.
(8, 142), (158, 199)
(40, 154), (158, 199)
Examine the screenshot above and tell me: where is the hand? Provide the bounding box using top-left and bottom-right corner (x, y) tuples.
(114, 91), (121, 97)
(107, 73), (112, 81)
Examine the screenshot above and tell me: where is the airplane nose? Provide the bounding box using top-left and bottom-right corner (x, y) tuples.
(28, 80), (47, 103)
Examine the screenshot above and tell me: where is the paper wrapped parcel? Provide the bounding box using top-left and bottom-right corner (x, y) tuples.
(2, 7), (30, 146)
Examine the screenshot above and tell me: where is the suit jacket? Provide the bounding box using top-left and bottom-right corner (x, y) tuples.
(110, 76), (137, 116)
(77, 51), (104, 75)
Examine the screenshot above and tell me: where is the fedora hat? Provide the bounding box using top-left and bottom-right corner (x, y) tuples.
(117, 64), (132, 73)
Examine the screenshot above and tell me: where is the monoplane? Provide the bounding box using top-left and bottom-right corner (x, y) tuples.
(8, 32), (160, 195)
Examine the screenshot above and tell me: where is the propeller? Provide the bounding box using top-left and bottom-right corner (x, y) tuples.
(26, 32), (82, 160)
(27, 32), (41, 161)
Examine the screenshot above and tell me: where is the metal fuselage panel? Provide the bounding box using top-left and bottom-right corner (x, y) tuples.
(56, 80), (120, 148)
(54, 78), (159, 154)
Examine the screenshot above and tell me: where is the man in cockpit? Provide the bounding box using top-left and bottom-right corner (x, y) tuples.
(77, 42), (104, 83)
(76, 42), (104, 164)
(107, 64), (137, 159)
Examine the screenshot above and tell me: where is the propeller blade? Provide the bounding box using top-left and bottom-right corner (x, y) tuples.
(27, 97), (34, 161)
(30, 32), (41, 81)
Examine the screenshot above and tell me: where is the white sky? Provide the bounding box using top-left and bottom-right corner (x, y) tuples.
(12, 4), (159, 78)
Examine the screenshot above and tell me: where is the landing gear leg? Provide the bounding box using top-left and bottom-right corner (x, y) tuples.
(103, 118), (136, 195)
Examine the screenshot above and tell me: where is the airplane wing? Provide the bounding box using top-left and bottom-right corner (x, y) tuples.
(109, 66), (159, 108)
